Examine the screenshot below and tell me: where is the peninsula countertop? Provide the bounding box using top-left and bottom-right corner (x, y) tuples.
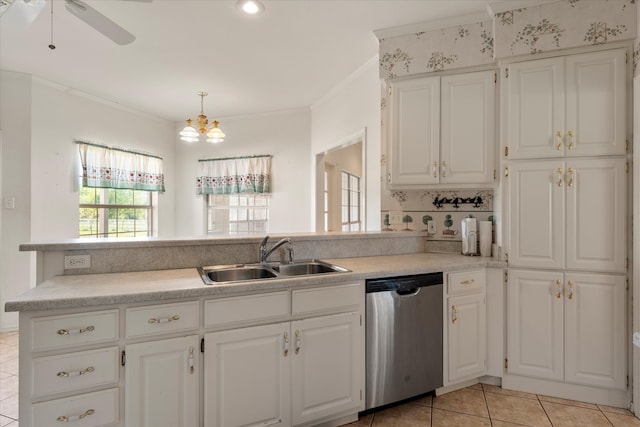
(5, 253), (505, 312)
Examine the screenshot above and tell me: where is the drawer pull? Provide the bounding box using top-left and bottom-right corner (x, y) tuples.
(189, 346), (195, 374)
(460, 279), (475, 285)
(295, 330), (301, 355)
(57, 326), (95, 335)
(57, 409), (95, 422)
(148, 315), (180, 324)
(451, 305), (458, 324)
(57, 366), (95, 377)
(283, 332), (289, 357)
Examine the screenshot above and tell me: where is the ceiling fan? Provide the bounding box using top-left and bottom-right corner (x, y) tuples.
(0, 0), (151, 45)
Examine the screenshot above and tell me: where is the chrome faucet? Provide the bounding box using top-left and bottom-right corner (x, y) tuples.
(259, 236), (293, 264)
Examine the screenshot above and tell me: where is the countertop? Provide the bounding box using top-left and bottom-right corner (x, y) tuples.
(5, 253), (505, 312)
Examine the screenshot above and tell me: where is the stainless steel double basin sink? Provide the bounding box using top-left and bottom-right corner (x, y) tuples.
(198, 259), (350, 285)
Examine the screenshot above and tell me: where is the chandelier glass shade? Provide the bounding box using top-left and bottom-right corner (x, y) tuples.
(179, 92), (225, 143)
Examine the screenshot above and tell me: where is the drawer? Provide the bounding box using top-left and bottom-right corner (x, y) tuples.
(32, 347), (119, 398)
(31, 310), (119, 352)
(447, 269), (485, 295)
(292, 282), (363, 316)
(32, 387), (118, 427)
(204, 291), (290, 328)
(126, 301), (199, 338)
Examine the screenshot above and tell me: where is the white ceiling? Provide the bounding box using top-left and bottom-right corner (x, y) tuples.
(1, 0), (518, 123)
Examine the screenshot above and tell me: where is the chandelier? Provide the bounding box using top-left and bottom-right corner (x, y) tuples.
(179, 91), (226, 143)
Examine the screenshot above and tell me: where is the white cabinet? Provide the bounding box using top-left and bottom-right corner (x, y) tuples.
(204, 322), (291, 427)
(203, 311), (361, 427)
(291, 312), (361, 425)
(507, 269), (626, 389)
(507, 158), (626, 272)
(444, 270), (486, 385)
(504, 49), (626, 159)
(125, 335), (199, 427)
(203, 283), (364, 427)
(22, 310), (120, 426)
(388, 70), (495, 188)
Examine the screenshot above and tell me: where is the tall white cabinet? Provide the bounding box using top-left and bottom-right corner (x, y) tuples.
(503, 47), (628, 404)
(388, 70), (495, 188)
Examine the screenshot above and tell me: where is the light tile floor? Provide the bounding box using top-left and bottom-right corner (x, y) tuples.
(2, 330), (639, 427)
(0, 331), (19, 427)
(347, 384), (640, 427)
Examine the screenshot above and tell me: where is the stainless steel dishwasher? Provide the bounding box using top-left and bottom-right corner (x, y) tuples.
(365, 272), (443, 410)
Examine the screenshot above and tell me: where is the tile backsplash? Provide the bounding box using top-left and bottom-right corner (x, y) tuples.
(381, 189), (494, 243)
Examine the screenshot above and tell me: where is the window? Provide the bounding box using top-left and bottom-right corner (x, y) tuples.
(76, 141), (164, 238)
(206, 194), (269, 235)
(79, 187), (156, 238)
(341, 171), (361, 231)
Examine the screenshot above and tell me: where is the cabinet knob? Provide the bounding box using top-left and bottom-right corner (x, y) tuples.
(567, 280), (575, 300)
(567, 131), (574, 150)
(555, 131), (563, 150)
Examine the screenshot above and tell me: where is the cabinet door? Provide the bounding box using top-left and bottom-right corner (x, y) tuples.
(447, 293), (486, 384)
(204, 323), (290, 427)
(389, 76), (440, 187)
(507, 160), (565, 269)
(507, 270), (563, 381)
(564, 273), (626, 389)
(565, 158), (626, 272)
(504, 57), (564, 159)
(292, 312), (361, 426)
(125, 335), (199, 427)
(441, 71), (495, 184)
(565, 49), (626, 157)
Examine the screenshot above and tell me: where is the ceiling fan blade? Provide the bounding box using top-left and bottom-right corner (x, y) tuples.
(64, 0), (135, 45)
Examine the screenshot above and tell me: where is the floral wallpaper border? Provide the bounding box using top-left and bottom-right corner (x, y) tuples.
(378, 0), (637, 80)
(494, 0), (636, 58)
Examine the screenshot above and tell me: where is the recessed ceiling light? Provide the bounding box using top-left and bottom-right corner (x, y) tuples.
(236, 0), (264, 15)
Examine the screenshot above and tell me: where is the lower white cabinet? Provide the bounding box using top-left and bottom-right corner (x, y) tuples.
(204, 322), (291, 427)
(291, 312), (361, 426)
(125, 335), (200, 427)
(444, 270), (486, 385)
(204, 312), (362, 427)
(447, 293), (486, 384)
(507, 269), (626, 389)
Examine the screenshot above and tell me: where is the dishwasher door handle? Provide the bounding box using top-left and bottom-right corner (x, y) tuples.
(396, 287), (420, 296)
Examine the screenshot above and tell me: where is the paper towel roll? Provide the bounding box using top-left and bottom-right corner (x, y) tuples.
(479, 221), (492, 257)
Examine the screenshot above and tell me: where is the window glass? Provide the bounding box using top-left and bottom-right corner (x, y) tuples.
(206, 194), (269, 235)
(79, 187), (155, 238)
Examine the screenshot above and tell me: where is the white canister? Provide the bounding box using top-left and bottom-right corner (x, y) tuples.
(479, 221), (492, 257)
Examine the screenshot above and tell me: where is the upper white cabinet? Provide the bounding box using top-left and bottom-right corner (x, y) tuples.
(388, 70), (496, 188)
(507, 157), (626, 272)
(503, 49), (626, 159)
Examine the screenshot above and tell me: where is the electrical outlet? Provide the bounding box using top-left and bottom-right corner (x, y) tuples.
(64, 255), (91, 269)
(427, 221), (436, 235)
(389, 210), (403, 224)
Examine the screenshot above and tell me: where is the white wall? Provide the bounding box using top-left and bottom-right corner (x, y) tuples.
(310, 56), (381, 231)
(0, 71), (33, 331)
(30, 80), (177, 240)
(0, 73), (176, 331)
(174, 108), (311, 236)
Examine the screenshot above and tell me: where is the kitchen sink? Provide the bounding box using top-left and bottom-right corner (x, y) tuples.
(273, 260), (349, 276)
(198, 260), (349, 285)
